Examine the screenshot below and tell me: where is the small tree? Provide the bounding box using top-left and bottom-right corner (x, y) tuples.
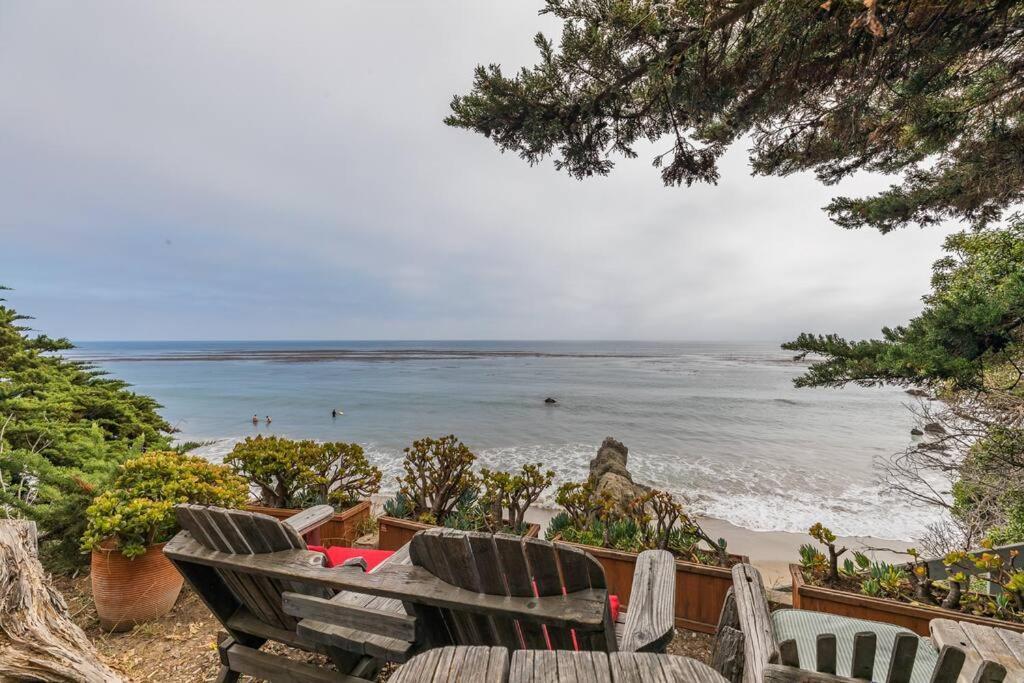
(809, 523), (847, 582)
(308, 441), (382, 508)
(480, 463), (555, 531)
(226, 436), (309, 508)
(555, 480), (596, 528)
(397, 435), (477, 523)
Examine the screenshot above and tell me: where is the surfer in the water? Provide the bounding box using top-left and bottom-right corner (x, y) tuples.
(331, 409), (337, 418)
(252, 414), (258, 425)
(265, 415), (272, 424)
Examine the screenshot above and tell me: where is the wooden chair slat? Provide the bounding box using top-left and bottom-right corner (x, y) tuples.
(816, 633), (837, 675)
(524, 538), (575, 651)
(251, 511), (304, 551)
(931, 646), (968, 683)
(437, 529), (499, 645)
(191, 506), (287, 629)
(778, 639), (799, 667)
(618, 550), (674, 653)
(205, 507), (296, 630)
(960, 622), (1022, 676)
(466, 531), (523, 649)
(493, 534), (547, 649)
(410, 529), (474, 645)
(556, 544), (612, 652)
(972, 661), (1008, 683)
(885, 632), (919, 683)
(850, 631), (877, 680)
(731, 563), (779, 683)
(994, 628), (1024, 668)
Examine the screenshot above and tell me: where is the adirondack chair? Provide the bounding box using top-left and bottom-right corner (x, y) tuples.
(163, 504), (677, 683)
(712, 563), (1008, 683)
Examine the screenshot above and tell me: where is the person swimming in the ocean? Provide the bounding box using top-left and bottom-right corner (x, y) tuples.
(252, 414), (259, 424)
(331, 409), (337, 418)
(265, 415), (272, 424)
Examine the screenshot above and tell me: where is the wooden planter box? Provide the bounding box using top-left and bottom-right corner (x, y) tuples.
(560, 541), (745, 634)
(790, 564), (1024, 637)
(245, 500), (371, 547)
(377, 515), (541, 552)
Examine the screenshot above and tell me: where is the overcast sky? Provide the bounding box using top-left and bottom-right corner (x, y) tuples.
(0, 1), (956, 342)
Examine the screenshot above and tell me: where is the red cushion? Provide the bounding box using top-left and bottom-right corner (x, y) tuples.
(608, 594), (620, 623)
(307, 545), (395, 571)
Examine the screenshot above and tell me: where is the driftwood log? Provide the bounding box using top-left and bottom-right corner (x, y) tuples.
(0, 519), (123, 682)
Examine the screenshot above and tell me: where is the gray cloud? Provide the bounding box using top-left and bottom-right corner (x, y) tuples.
(0, 1), (953, 341)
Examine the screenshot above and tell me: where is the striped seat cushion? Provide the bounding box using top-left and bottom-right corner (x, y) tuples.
(772, 609), (939, 683)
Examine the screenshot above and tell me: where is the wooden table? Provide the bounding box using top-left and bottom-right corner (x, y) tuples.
(390, 646), (728, 682)
(930, 619), (1024, 683)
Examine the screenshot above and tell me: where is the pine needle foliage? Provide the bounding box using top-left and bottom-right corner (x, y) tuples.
(447, 0), (1024, 232)
(0, 288), (172, 569)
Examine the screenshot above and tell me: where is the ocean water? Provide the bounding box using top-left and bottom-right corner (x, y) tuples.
(68, 340), (938, 541)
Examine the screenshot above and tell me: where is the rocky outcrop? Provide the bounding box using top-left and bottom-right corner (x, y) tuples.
(544, 397), (557, 404)
(923, 422), (947, 435)
(906, 389), (929, 397)
(588, 437), (647, 511)
(910, 428), (924, 436)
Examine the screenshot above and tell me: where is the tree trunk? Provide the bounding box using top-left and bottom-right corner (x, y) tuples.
(0, 519), (123, 682)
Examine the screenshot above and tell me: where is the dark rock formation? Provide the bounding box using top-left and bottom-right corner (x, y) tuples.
(923, 422), (947, 435)
(910, 428), (924, 436)
(544, 397), (557, 404)
(588, 437), (647, 511)
(906, 389), (929, 397)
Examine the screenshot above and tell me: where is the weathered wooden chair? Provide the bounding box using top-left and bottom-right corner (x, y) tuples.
(163, 504), (677, 683)
(713, 563), (1008, 683)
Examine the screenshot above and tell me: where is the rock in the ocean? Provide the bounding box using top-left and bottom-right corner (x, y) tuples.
(906, 388), (929, 397)
(910, 428), (924, 436)
(588, 437), (647, 511)
(544, 397), (557, 404)
(923, 422), (947, 435)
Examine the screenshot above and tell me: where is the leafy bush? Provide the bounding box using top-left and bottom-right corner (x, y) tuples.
(83, 451), (248, 558)
(802, 523), (1023, 622)
(394, 435), (477, 524)
(480, 463), (554, 531)
(382, 437), (550, 535)
(225, 435), (381, 510)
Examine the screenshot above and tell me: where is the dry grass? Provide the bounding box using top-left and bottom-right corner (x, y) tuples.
(57, 574), (714, 681)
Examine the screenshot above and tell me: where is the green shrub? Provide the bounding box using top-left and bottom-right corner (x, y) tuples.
(225, 435), (381, 510)
(479, 463), (554, 531)
(395, 435), (477, 523)
(546, 482), (729, 565)
(82, 451), (247, 558)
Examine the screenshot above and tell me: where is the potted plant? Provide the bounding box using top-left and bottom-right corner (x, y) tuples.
(791, 523), (1024, 635)
(378, 435), (546, 549)
(82, 451), (248, 631)
(546, 482), (742, 633)
(225, 435), (381, 546)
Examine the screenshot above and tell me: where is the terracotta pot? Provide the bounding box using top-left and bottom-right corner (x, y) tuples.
(91, 540), (183, 632)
